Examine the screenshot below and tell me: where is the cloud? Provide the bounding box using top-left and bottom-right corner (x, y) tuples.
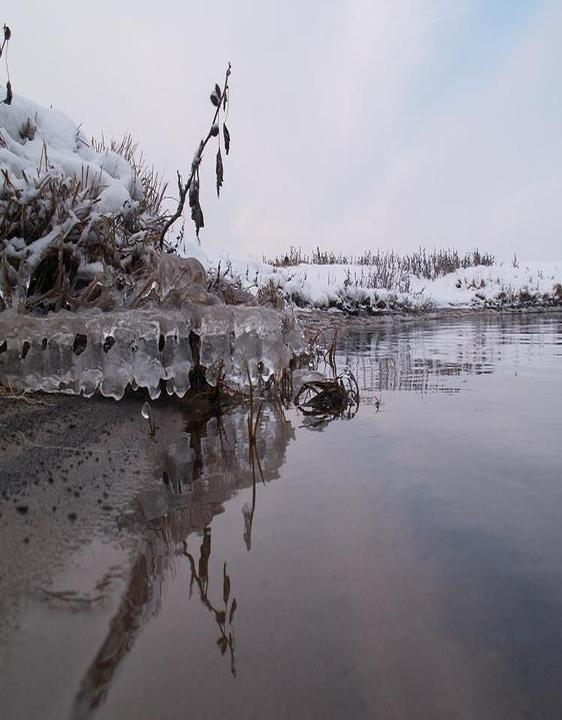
(347, 0), (562, 260)
(5, 0), (560, 260)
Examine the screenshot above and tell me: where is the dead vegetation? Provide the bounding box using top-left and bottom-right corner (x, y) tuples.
(294, 330), (360, 421)
(0, 37), (233, 314)
(295, 370), (359, 420)
(266, 246), (496, 295)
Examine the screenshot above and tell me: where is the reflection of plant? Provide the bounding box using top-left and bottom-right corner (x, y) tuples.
(241, 360), (266, 551)
(183, 532), (237, 676)
(242, 432), (265, 551)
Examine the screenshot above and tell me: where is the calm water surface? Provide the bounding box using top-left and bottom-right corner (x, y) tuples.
(1, 314), (562, 719)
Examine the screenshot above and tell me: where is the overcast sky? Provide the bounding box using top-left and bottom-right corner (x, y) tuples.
(5, 0), (562, 261)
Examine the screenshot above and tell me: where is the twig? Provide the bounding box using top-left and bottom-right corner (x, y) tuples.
(159, 63), (231, 248)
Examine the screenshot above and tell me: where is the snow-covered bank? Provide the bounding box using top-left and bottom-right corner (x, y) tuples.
(185, 242), (562, 313)
(0, 87), (306, 399)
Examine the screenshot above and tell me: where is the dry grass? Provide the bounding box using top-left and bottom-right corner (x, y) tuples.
(0, 156), (167, 312)
(266, 246), (495, 290)
(91, 133), (168, 216)
(295, 370), (359, 419)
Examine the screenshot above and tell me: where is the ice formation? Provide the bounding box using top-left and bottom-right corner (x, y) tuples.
(0, 84), (307, 399)
(0, 304), (304, 400)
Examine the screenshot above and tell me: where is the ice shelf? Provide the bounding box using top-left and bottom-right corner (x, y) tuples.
(0, 304), (305, 400)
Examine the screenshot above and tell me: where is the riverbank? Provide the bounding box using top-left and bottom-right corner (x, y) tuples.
(184, 241), (562, 314)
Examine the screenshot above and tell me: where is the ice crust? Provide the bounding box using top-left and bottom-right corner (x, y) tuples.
(0, 305), (305, 400)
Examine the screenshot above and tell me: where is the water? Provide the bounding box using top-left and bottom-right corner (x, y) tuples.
(1, 313), (562, 719)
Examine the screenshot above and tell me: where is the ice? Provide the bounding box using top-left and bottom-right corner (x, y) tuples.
(0, 304), (305, 399)
(0, 86), (308, 399)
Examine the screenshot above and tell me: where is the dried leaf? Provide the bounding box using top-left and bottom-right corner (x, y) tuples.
(214, 83), (222, 99)
(229, 598), (237, 624)
(217, 636), (228, 654)
(215, 610), (226, 626)
(216, 149), (223, 197)
(188, 178), (199, 209)
(210, 124), (219, 137)
(3, 25), (11, 42)
(210, 92), (220, 107)
(191, 202), (204, 237)
(223, 124), (230, 155)
(4, 81), (12, 106)
(223, 89), (228, 111)
(189, 178), (204, 236)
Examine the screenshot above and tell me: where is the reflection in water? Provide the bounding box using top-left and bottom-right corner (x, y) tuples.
(71, 403), (294, 719)
(183, 531), (238, 676)
(339, 314), (562, 396)
(60, 313), (562, 719)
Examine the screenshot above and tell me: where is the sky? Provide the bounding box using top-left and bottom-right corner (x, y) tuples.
(4, 0), (561, 261)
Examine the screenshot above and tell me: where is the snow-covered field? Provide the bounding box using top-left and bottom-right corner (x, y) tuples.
(183, 242), (562, 312)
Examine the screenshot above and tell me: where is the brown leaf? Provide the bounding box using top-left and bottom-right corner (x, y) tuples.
(216, 149), (224, 197)
(229, 598), (237, 624)
(191, 202), (204, 237)
(223, 124), (230, 155)
(222, 562), (230, 603)
(188, 178), (199, 209)
(189, 178), (204, 236)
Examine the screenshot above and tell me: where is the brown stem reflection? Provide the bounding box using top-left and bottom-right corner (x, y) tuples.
(183, 531), (237, 676)
(242, 414), (266, 551)
(70, 402), (294, 719)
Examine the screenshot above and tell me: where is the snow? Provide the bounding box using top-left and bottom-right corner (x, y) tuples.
(0, 84), (137, 209)
(184, 241), (562, 312)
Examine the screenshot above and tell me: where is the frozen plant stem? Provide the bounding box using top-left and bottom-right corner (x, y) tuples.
(159, 63), (232, 248)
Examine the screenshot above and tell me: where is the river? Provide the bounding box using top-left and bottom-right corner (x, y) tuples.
(1, 312), (561, 719)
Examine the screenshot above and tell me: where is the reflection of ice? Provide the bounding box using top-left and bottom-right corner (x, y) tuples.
(71, 403), (294, 718)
